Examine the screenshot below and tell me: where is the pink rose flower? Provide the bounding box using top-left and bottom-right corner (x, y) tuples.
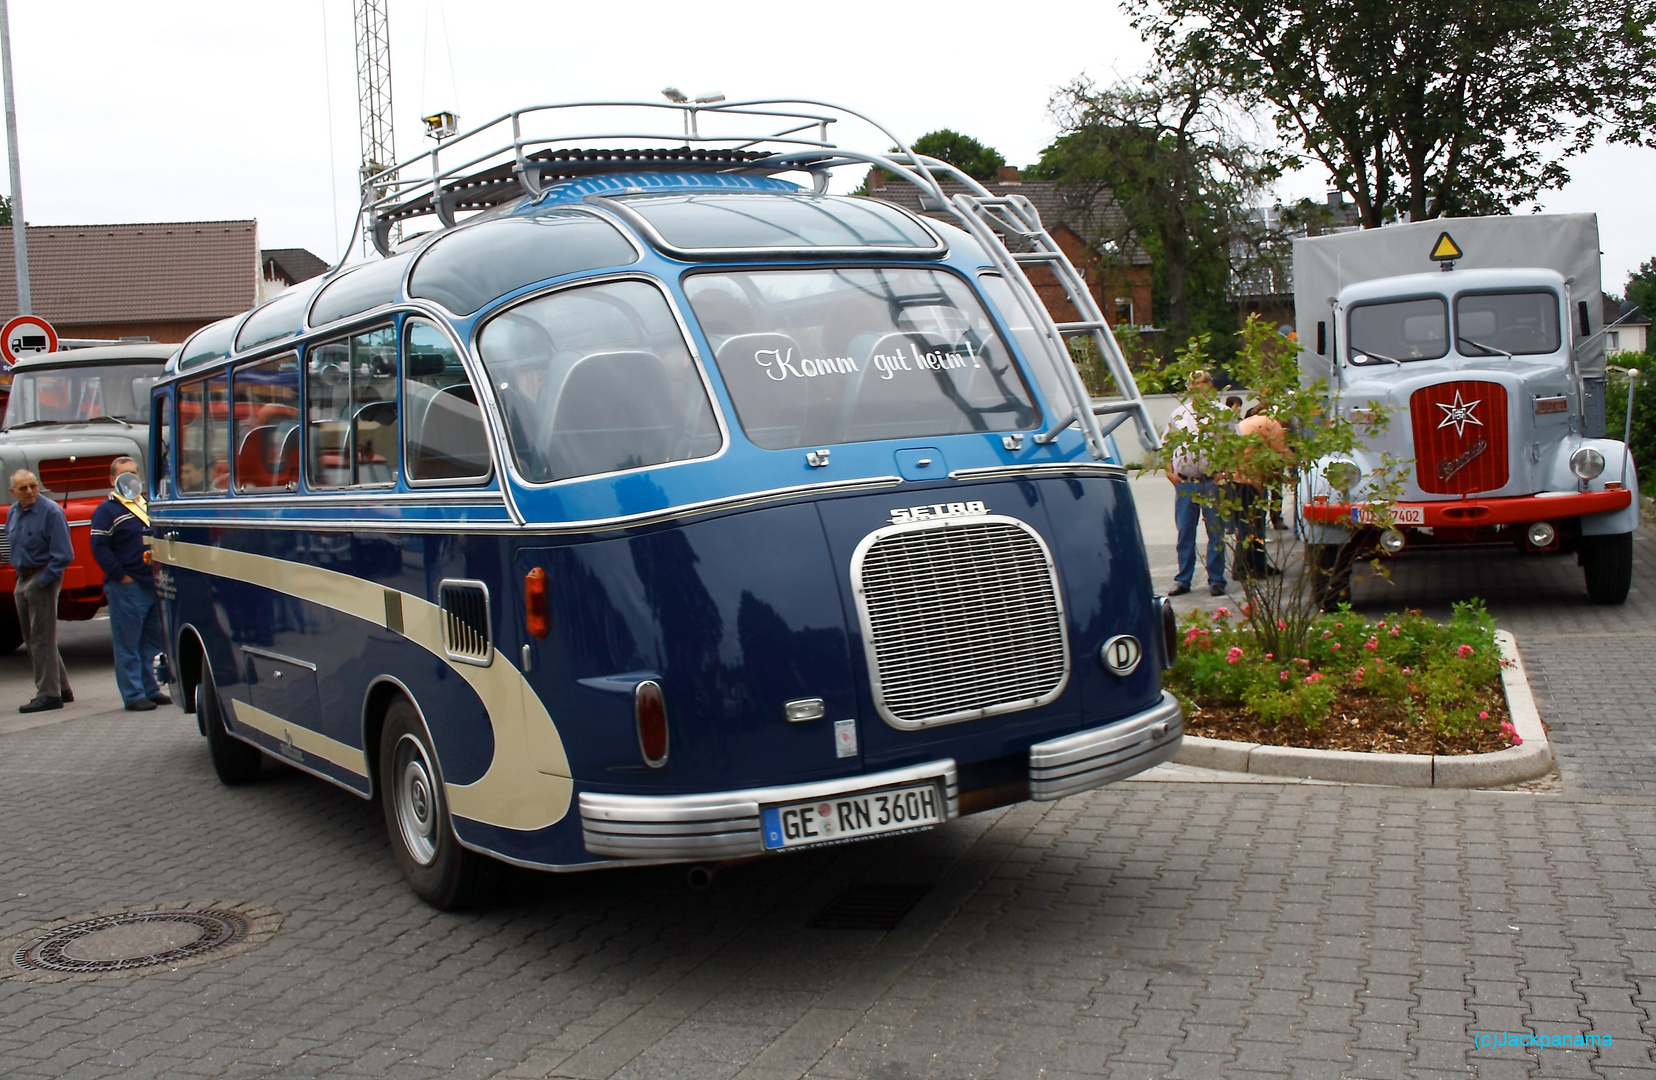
(1458, 644), (1475, 658)
(1330, 643), (1341, 650)
(1280, 670), (1289, 681)
(1365, 637), (1379, 651)
(1226, 646), (1244, 664)
(1322, 630), (1333, 639)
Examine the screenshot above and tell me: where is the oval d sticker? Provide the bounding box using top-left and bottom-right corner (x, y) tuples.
(1100, 634), (1143, 676)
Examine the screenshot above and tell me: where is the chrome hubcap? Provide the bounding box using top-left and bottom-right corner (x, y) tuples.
(393, 735), (439, 866)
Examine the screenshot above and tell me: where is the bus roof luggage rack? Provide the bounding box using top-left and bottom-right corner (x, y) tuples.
(345, 98), (1159, 460)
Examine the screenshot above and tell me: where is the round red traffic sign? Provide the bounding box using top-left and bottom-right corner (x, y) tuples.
(1, 315), (57, 368)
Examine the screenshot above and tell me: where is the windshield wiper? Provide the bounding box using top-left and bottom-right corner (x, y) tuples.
(1457, 336), (1512, 359)
(1, 419), (67, 430)
(1350, 349), (1404, 366)
(85, 415), (133, 428)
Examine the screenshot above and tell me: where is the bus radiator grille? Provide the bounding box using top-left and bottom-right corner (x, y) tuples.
(854, 519), (1068, 729)
(438, 579), (493, 665)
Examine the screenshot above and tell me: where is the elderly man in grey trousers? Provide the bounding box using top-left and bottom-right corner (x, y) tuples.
(7, 469), (74, 712)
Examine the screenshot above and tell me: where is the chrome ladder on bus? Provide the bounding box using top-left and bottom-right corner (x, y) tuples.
(947, 192), (1161, 460)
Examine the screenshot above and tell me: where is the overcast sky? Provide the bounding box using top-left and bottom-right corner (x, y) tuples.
(8, 0), (1652, 292)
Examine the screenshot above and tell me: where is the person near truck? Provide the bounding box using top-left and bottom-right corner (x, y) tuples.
(7, 468), (74, 712)
(90, 456), (170, 712)
(1164, 370), (1228, 597)
(1229, 405), (1289, 579)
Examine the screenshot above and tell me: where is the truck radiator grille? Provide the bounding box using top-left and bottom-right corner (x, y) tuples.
(38, 456), (118, 496)
(853, 517), (1068, 729)
(438, 580), (492, 665)
(1410, 380), (1509, 495)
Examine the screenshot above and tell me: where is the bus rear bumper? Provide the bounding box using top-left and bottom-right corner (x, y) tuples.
(579, 759), (961, 861)
(1029, 691), (1184, 801)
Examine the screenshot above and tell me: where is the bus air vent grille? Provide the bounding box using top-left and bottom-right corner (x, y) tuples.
(438, 579), (492, 666)
(853, 517), (1068, 729)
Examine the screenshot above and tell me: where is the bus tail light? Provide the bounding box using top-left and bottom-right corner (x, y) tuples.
(635, 681), (669, 768)
(524, 567), (549, 639)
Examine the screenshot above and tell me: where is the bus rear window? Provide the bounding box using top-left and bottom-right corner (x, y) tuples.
(684, 268), (1036, 449)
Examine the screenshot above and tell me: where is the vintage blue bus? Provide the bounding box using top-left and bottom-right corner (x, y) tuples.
(148, 100), (1181, 908)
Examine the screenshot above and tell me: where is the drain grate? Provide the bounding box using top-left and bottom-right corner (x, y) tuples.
(13, 909), (251, 974)
(807, 882), (931, 931)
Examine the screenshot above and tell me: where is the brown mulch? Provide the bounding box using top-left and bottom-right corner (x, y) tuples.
(1182, 681), (1516, 755)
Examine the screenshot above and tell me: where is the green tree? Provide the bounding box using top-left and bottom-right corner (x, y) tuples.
(1031, 64), (1287, 355)
(1626, 258), (1656, 319)
(908, 129), (1006, 181)
(0, 195), (11, 228)
(1128, 0), (1656, 227)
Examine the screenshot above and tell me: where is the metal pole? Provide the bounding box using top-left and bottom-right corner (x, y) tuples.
(0, 0), (28, 314)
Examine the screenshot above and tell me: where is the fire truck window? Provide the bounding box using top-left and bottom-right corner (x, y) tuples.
(403, 320), (491, 483)
(306, 326), (398, 488)
(177, 375), (231, 495)
(1454, 291), (1561, 356)
(233, 353), (302, 492)
(1348, 297), (1448, 364)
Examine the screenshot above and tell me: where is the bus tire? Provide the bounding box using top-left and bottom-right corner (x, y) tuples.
(1580, 532), (1633, 605)
(201, 668), (263, 785)
(0, 606), (21, 654)
(378, 697), (494, 910)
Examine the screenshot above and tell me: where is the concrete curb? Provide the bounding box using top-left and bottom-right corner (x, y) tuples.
(1171, 629), (1553, 788)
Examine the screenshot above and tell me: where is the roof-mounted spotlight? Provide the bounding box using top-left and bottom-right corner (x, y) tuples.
(422, 111), (459, 141)
(661, 87), (688, 103)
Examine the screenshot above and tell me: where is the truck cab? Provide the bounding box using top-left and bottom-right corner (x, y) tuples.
(1296, 239), (1638, 604)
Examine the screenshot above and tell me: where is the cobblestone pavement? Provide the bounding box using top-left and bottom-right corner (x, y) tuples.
(2, 501), (1654, 1078)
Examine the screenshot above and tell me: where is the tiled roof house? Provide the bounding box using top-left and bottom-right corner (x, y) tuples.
(866, 167), (1154, 331)
(0, 221), (269, 344)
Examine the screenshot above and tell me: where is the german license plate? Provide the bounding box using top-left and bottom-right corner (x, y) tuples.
(761, 781), (943, 850)
(1351, 504), (1424, 526)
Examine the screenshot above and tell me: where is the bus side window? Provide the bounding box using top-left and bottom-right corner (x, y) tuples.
(307, 325), (398, 489)
(233, 353), (301, 492)
(176, 379), (209, 494)
(404, 320), (490, 483)
(152, 392), (172, 499)
(205, 374), (231, 491)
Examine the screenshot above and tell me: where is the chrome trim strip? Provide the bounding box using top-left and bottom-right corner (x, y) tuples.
(239, 645), (319, 672)
(1028, 692), (1184, 801)
(149, 475), (906, 534)
(850, 514), (1070, 730)
(579, 757), (959, 860)
(949, 462), (1129, 482)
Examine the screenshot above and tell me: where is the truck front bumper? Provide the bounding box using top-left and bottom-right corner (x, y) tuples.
(1303, 488), (1631, 530)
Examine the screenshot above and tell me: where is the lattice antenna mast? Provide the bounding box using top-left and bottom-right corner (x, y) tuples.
(354, 0), (396, 253)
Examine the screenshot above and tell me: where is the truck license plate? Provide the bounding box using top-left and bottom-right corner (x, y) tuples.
(1351, 505), (1423, 526)
(761, 781), (944, 850)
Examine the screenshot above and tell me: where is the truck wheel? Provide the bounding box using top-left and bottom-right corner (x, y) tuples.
(0, 605), (20, 654)
(201, 668), (263, 785)
(378, 697), (495, 910)
(1580, 532), (1633, 605)
(1305, 542), (1353, 610)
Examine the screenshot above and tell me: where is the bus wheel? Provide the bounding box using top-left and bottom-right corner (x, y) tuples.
(378, 697), (494, 910)
(201, 668), (262, 785)
(0, 606), (20, 654)
(1580, 532), (1633, 605)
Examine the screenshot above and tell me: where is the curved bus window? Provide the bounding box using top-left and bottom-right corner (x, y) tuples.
(307, 326), (398, 488)
(684, 267), (1036, 449)
(403, 320), (490, 483)
(1455, 290), (1561, 356)
(177, 373), (231, 494)
(153, 393), (173, 499)
(1348, 297), (1448, 365)
(233, 353), (301, 492)
(476, 280), (721, 483)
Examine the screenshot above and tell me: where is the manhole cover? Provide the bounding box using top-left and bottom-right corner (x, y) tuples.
(807, 882), (930, 931)
(1, 903), (281, 981)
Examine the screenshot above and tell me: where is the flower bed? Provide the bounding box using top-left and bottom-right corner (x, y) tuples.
(1168, 601), (1518, 755)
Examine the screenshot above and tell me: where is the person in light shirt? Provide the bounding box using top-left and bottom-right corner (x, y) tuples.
(1164, 370), (1227, 597)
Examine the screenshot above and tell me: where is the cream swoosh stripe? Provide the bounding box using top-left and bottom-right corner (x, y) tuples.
(153, 538), (573, 831)
(229, 699), (370, 777)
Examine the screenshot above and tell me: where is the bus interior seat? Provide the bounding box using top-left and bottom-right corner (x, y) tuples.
(713, 333), (807, 448)
(412, 383), (489, 479)
(544, 351), (673, 480)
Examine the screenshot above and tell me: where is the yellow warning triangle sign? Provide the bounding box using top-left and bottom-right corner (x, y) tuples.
(1430, 231), (1463, 262)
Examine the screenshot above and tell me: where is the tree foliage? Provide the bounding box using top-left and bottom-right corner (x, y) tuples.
(1127, 0), (1656, 226)
(1626, 258), (1656, 321)
(908, 129), (1006, 181)
(1031, 63), (1287, 356)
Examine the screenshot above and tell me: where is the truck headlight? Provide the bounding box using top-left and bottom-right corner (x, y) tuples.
(1570, 447), (1605, 480)
(1325, 460), (1361, 493)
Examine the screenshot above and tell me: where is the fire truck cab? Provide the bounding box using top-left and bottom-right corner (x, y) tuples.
(1294, 215), (1638, 604)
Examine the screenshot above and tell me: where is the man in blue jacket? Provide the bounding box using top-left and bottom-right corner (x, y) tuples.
(8, 468), (74, 711)
(90, 457), (169, 712)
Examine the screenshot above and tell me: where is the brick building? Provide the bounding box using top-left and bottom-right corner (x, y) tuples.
(0, 222), (327, 344)
(866, 167), (1154, 331)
